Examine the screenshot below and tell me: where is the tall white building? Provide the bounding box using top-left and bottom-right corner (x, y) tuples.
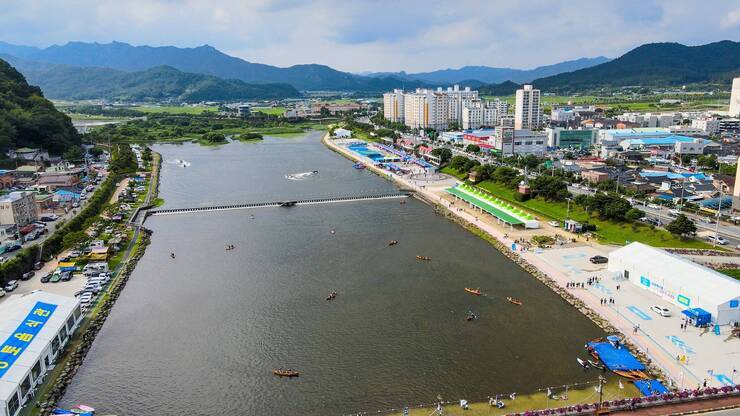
(461, 99), (499, 129)
(403, 89), (450, 130)
(730, 77), (740, 117)
(383, 89), (405, 123)
(514, 85), (542, 130)
(444, 85), (478, 124)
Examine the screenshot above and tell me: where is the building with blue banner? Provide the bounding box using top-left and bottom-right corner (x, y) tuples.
(0, 292), (82, 416)
(608, 242), (740, 325)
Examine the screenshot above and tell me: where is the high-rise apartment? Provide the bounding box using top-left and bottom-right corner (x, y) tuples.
(514, 84), (542, 130)
(730, 77), (740, 117)
(403, 89), (450, 130)
(383, 89), (405, 122)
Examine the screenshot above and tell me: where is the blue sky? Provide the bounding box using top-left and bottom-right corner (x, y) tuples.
(1, 0), (739, 72)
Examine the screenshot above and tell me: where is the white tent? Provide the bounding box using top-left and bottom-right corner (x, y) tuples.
(608, 242), (740, 325)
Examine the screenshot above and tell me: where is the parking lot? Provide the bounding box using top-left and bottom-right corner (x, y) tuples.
(530, 245), (739, 389)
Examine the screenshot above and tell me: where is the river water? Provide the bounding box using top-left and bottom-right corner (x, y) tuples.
(61, 131), (605, 415)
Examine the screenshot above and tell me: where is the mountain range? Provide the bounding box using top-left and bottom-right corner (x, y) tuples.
(0, 41), (606, 94)
(0, 40), (737, 100)
(361, 57), (610, 85)
(1, 54), (300, 101)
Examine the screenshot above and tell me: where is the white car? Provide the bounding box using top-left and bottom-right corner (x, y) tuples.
(650, 305), (671, 317)
(0, 288), (5, 297)
(548, 220), (560, 227)
(705, 235), (727, 245)
(4, 280), (18, 292)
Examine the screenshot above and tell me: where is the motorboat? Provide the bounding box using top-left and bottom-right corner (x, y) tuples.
(388, 240), (398, 246)
(170, 252), (176, 259)
(466, 311), (478, 321)
(464, 288), (481, 296)
(506, 297), (522, 305)
(273, 369), (300, 377)
(353, 162), (366, 169)
(326, 291), (337, 301)
(577, 358), (589, 368)
(588, 359), (604, 370)
(416, 255), (431, 261)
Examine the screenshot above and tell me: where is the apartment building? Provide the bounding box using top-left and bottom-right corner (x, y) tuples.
(514, 85), (542, 130)
(0, 191), (38, 226)
(730, 77), (740, 117)
(383, 89), (405, 123)
(403, 89), (450, 130)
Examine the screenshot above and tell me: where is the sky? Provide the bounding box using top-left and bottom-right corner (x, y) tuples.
(1, 0), (739, 73)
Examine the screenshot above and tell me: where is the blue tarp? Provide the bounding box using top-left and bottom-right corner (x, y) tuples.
(587, 341), (646, 371)
(633, 379), (669, 396)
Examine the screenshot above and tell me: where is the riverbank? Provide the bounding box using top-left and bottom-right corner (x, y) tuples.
(24, 154), (161, 416)
(322, 134), (669, 409)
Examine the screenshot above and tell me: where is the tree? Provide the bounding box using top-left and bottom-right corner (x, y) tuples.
(448, 155), (471, 171)
(625, 208), (645, 222)
(696, 154), (717, 169)
(530, 175), (569, 201)
(465, 144), (481, 153)
(89, 146), (104, 157)
(63, 146), (85, 162)
(142, 147), (153, 162)
(320, 107), (332, 117)
(202, 132), (226, 143)
(62, 231), (88, 248)
(431, 148), (452, 163)
(666, 214), (696, 237)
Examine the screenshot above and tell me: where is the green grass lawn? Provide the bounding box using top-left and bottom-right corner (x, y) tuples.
(476, 181), (713, 248)
(440, 166), (468, 180)
(252, 106), (286, 115)
(135, 105), (219, 114)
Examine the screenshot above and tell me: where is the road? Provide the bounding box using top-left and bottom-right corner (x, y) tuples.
(566, 185), (740, 249)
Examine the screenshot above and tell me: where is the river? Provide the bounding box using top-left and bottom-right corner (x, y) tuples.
(60, 131), (606, 415)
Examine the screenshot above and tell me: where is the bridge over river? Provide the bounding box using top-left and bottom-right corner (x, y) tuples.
(139, 192), (412, 223)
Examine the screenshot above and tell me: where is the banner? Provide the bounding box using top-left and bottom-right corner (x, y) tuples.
(0, 301), (58, 378)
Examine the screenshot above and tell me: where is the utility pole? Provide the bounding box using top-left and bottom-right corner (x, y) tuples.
(713, 189), (723, 248)
(597, 375), (605, 415)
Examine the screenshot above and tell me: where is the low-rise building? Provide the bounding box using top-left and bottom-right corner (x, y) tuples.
(581, 170), (610, 183)
(0, 291), (83, 416)
(546, 128), (596, 149)
(0, 192), (37, 226)
(691, 118), (720, 135)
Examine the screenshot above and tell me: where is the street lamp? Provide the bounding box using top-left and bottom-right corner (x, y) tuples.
(713, 189), (723, 248)
(566, 197), (572, 220)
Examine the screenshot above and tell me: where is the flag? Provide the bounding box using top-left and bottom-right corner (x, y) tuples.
(547, 388), (552, 397)
(619, 380), (624, 389)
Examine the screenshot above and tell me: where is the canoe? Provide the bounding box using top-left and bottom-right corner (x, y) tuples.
(464, 288), (481, 296)
(588, 359), (604, 369)
(506, 297), (522, 305)
(416, 255), (431, 261)
(577, 358), (589, 368)
(388, 240), (398, 246)
(274, 369), (300, 377)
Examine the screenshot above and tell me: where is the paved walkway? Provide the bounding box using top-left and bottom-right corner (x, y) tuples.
(611, 395), (740, 415)
(324, 135), (740, 390)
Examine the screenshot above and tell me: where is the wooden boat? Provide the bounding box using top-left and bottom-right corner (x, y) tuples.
(388, 240), (398, 246)
(464, 288), (481, 296)
(588, 359), (604, 370)
(466, 312), (477, 321)
(416, 255), (431, 261)
(577, 358), (589, 368)
(506, 297), (523, 305)
(273, 369), (300, 377)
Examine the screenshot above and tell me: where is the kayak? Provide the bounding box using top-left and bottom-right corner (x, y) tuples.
(274, 369), (300, 377)
(506, 297), (522, 305)
(577, 358), (589, 368)
(416, 255), (431, 261)
(464, 288), (481, 296)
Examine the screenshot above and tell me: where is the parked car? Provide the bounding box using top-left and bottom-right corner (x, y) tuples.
(6, 244), (21, 252)
(40, 274), (52, 283)
(589, 255), (608, 264)
(650, 305), (671, 317)
(49, 272), (62, 283)
(33, 261), (43, 270)
(548, 220), (560, 227)
(705, 235), (727, 245)
(0, 288), (5, 297)
(60, 271), (72, 282)
(4, 280), (19, 292)
(701, 217), (715, 224)
(20, 271), (35, 281)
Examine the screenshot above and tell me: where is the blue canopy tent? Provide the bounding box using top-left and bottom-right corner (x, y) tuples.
(682, 308), (711, 326)
(633, 379), (669, 396)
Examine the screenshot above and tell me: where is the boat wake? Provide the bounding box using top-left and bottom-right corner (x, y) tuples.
(285, 170), (319, 180)
(167, 159), (191, 167)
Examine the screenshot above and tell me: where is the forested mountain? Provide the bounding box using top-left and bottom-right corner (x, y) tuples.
(0, 58), (79, 155)
(2, 55), (301, 101)
(532, 41), (740, 92)
(0, 41), (426, 91)
(365, 57), (610, 84)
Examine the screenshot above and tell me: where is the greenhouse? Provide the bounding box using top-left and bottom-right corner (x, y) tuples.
(446, 183), (539, 229)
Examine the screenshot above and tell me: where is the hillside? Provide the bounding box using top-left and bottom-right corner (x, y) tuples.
(0, 41), (427, 92)
(367, 57), (610, 84)
(532, 41), (740, 92)
(0, 58), (79, 155)
(2, 55), (301, 101)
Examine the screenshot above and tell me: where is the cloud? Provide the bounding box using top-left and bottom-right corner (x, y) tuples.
(0, 0), (738, 72)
